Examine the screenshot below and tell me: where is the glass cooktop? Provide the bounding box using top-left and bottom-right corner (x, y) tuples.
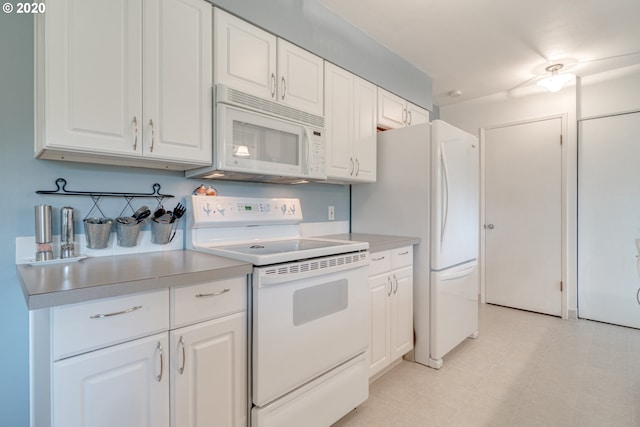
(199, 238), (368, 266)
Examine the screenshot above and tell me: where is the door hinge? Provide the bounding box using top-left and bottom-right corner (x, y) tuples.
(560, 135), (563, 145)
(560, 281), (563, 292)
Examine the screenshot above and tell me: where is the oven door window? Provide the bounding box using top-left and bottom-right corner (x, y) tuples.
(221, 105), (304, 176)
(293, 279), (348, 326)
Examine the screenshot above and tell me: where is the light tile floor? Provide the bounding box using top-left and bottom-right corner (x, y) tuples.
(332, 303), (640, 427)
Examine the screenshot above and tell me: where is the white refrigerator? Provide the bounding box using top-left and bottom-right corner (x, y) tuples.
(352, 120), (479, 368)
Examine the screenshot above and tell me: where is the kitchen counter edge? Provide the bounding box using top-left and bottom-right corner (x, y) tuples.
(321, 233), (420, 253)
(16, 250), (253, 310)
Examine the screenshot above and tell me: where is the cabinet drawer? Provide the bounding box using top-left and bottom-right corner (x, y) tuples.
(171, 277), (246, 328)
(368, 251), (391, 276)
(52, 289), (169, 360)
(391, 246), (413, 269)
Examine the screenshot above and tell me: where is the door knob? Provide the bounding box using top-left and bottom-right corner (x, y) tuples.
(485, 224), (495, 229)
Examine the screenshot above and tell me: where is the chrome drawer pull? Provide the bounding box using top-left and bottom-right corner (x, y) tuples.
(90, 305), (142, 319)
(398, 251), (409, 255)
(195, 289), (230, 298)
(372, 256), (385, 261)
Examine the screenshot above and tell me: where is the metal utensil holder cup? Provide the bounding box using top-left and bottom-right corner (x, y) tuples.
(37, 178), (175, 248)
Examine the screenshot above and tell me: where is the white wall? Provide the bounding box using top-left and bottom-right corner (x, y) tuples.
(440, 85), (578, 317)
(579, 64), (640, 118)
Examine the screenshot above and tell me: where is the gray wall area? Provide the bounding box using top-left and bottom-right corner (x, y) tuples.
(211, 0), (433, 110)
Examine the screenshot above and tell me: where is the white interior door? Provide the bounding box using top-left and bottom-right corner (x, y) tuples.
(578, 112), (640, 329)
(484, 117), (562, 316)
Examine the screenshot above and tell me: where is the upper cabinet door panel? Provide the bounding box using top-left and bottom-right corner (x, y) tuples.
(377, 88), (406, 129)
(214, 8), (277, 100)
(143, 0), (212, 164)
(44, 0), (142, 155)
(407, 102), (430, 126)
(277, 39), (324, 116)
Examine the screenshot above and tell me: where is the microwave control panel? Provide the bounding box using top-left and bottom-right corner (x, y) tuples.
(306, 128), (325, 179)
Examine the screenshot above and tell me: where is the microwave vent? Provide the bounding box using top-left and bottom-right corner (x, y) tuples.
(217, 85), (324, 128)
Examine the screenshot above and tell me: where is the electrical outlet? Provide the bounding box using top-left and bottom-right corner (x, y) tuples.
(328, 206), (335, 221)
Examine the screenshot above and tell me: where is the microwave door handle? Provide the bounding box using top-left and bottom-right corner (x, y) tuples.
(303, 127), (310, 174)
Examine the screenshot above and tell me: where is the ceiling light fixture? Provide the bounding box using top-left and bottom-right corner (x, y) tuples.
(536, 64), (574, 93)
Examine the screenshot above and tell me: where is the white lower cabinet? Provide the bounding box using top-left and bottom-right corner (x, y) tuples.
(31, 277), (248, 427)
(53, 333), (170, 427)
(368, 246), (414, 378)
(171, 313), (246, 427)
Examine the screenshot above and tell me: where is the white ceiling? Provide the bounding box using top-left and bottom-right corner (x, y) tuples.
(317, 0), (640, 107)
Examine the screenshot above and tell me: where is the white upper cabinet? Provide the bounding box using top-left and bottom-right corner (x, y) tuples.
(214, 8), (324, 116)
(214, 7), (277, 100)
(142, 0), (213, 164)
(377, 87), (429, 129)
(35, 0), (212, 170)
(277, 39), (324, 116)
(325, 62), (376, 182)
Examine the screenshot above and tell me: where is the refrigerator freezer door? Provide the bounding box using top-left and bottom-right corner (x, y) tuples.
(428, 260), (478, 368)
(431, 120), (479, 270)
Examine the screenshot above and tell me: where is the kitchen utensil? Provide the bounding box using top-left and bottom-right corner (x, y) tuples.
(170, 203), (186, 223)
(153, 206), (166, 219)
(132, 206), (151, 223)
(168, 203), (187, 242)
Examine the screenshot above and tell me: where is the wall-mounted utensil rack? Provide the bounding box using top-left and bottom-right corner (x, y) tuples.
(37, 178), (174, 218)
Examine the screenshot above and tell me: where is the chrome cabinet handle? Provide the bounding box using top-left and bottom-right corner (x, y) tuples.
(178, 336), (186, 375)
(372, 256), (385, 261)
(355, 158), (360, 176)
(271, 73), (276, 99)
(407, 110), (412, 125)
(387, 276), (393, 297)
(195, 288), (230, 298)
(90, 305), (142, 319)
(350, 157), (354, 175)
(149, 119), (155, 152)
(156, 341), (164, 382)
(402, 108), (407, 124)
(281, 77), (286, 100)
(132, 116), (138, 150)
(398, 251), (409, 255)
(393, 274), (398, 294)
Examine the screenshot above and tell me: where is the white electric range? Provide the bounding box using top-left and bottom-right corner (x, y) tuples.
(186, 196), (370, 427)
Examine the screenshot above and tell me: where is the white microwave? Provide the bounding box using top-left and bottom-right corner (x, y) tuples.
(186, 85), (326, 183)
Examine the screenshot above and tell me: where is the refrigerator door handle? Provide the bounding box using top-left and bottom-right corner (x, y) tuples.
(440, 146), (450, 246)
(440, 262), (477, 281)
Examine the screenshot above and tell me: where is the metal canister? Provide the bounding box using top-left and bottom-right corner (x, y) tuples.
(35, 204), (53, 261)
(60, 206), (75, 258)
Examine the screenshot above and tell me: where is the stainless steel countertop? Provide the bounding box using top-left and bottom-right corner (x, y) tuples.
(320, 233), (420, 253)
(16, 250), (253, 310)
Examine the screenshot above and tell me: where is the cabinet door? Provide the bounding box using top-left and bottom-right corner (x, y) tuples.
(142, 0), (212, 165)
(277, 39), (324, 116)
(53, 333), (169, 427)
(352, 76), (377, 182)
(214, 7), (277, 100)
(377, 88), (406, 129)
(390, 266), (414, 361)
(368, 273), (390, 377)
(407, 102), (430, 126)
(40, 0), (142, 156)
(171, 312), (247, 427)
(324, 62), (354, 180)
